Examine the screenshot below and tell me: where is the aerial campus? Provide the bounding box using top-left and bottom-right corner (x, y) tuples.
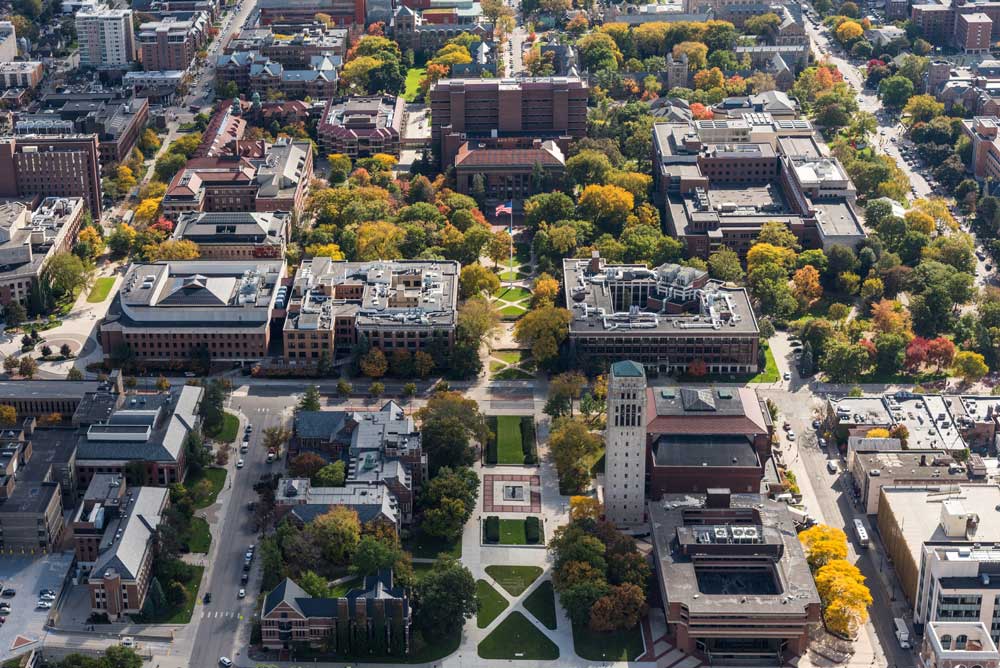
(4, 0), (1000, 666)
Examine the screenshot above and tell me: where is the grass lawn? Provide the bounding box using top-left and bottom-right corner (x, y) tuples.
(478, 611), (560, 660)
(494, 350), (523, 365)
(186, 467), (227, 509)
(477, 579), (509, 628)
(493, 367), (534, 380)
(493, 286), (531, 302)
(489, 360), (507, 372)
(296, 627), (460, 664)
(140, 565), (204, 624)
(572, 622), (644, 661)
(404, 530), (462, 559)
(411, 561), (435, 581)
(330, 576), (362, 596)
(87, 277), (116, 303)
(404, 67), (425, 102)
(498, 270), (530, 281)
(485, 565), (542, 596)
(523, 580), (557, 629)
(749, 344), (779, 383)
(205, 411), (239, 443)
(185, 516), (211, 553)
(499, 304), (527, 318)
(498, 518), (527, 545)
(496, 415), (525, 464)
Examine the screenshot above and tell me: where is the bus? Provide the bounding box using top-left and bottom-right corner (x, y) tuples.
(853, 518), (869, 548)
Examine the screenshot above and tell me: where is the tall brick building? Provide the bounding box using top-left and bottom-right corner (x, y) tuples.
(137, 13), (208, 71)
(0, 135), (102, 218)
(428, 77), (588, 169)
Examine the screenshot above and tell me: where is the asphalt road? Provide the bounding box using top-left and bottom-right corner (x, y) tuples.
(187, 393), (292, 668)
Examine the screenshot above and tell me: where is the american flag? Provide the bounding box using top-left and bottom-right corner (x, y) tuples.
(495, 201), (513, 216)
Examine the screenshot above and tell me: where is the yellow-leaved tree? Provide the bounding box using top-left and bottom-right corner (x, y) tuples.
(798, 524), (848, 569)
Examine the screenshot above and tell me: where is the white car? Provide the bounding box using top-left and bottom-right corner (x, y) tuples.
(238, 588), (246, 598)
(219, 659), (233, 667)
(236, 459), (244, 469)
(787, 431), (796, 441)
(36, 601), (52, 609)
(39, 593), (55, 601)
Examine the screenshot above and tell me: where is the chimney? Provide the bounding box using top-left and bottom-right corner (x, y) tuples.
(706, 488), (731, 508)
(588, 249), (602, 274)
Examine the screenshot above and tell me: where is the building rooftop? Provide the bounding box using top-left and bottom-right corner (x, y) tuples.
(172, 211), (288, 247)
(0, 427), (76, 516)
(648, 386), (770, 435)
(0, 198), (82, 280)
(650, 492), (819, 615)
(263, 570), (408, 619)
(91, 486), (168, 581)
(563, 254), (759, 337)
(925, 621), (1000, 661)
(831, 393), (967, 452)
(651, 434), (760, 468)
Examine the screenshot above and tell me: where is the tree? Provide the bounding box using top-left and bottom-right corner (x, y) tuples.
(566, 150), (613, 188)
(576, 184), (634, 236)
(307, 506), (360, 565)
(459, 263), (500, 298)
(290, 452), (327, 479)
(549, 417), (602, 493)
(879, 75), (915, 107)
(18, 356), (36, 379)
(414, 558), (477, 641)
(304, 243), (345, 259)
(546, 371), (587, 418)
(418, 392), (487, 474)
(353, 535), (404, 576)
(2, 356), (17, 376)
(799, 524), (848, 569)
(589, 583), (647, 632)
(903, 94), (944, 124)
(514, 305), (571, 368)
(532, 273), (560, 308)
(298, 570), (331, 598)
(314, 460), (346, 487)
(570, 496), (602, 521)
(45, 252), (89, 297)
(486, 229), (512, 268)
(4, 302), (25, 329)
(67, 368), (84, 380)
(821, 339), (871, 382)
(298, 385), (322, 412)
(672, 41), (707, 70)
(0, 405), (16, 427)
(792, 265), (823, 308)
(953, 351), (989, 383)
(926, 337), (957, 370)
(835, 20), (863, 45)
(369, 381), (385, 398)
(359, 348), (388, 378)
(708, 247), (744, 283)
(100, 646), (144, 668)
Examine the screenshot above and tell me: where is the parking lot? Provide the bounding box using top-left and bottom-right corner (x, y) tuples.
(0, 552), (73, 655)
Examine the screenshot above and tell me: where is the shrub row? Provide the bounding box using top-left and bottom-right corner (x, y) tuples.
(485, 515), (500, 543)
(521, 416), (537, 465)
(525, 516), (541, 544)
(485, 440), (498, 465)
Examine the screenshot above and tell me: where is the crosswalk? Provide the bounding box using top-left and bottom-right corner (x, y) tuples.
(201, 610), (245, 620)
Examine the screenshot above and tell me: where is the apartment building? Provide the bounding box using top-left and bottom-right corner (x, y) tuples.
(650, 490), (821, 663)
(429, 77), (588, 169)
(0, 197), (84, 308)
(86, 486), (168, 620)
(0, 62), (43, 90)
(76, 6), (137, 70)
(261, 572), (411, 653)
(911, 0), (1000, 52)
(654, 115), (866, 257)
(0, 22), (17, 62)
(22, 93), (150, 166)
(563, 253), (761, 374)
(317, 96), (405, 158)
(137, 13), (208, 72)
(100, 260), (285, 364)
(172, 211), (289, 259)
(0, 135), (103, 218)
(283, 258), (459, 364)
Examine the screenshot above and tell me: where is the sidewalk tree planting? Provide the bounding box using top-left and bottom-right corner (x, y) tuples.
(799, 525), (872, 638)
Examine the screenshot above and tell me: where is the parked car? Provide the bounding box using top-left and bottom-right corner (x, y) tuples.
(2, 589), (15, 597)
(203, 592), (212, 604)
(219, 658), (233, 667)
(36, 601), (52, 609)
(238, 589), (246, 599)
(827, 460), (839, 474)
(236, 459), (244, 469)
(39, 593), (55, 601)
(787, 431), (796, 441)
(812, 419), (821, 430)
(38, 589), (54, 597)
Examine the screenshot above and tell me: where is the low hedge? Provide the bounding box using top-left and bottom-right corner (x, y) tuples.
(525, 516), (541, 544)
(485, 516), (500, 543)
(486, 440), (498, 465)
(521, 417), (537, 465)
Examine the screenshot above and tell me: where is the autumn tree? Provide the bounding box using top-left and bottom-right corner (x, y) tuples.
(570, 496), (602, 521)
(548, 417), (602, 493)
(307, 506), (361, 565)
(532, 273), (560, 307)
(792, 265), (823, 308)
(0, 405), (16, 426)
(359, 348), (388, 378)
(514, 305), (571, 368)
(589, 583), (648, 632)
(289, 452), (327, 479)
(459, 263), (500, 298)
(799, 524), (848, 569)
(953, 351), (989, 383)
(486, 229), (512, 268)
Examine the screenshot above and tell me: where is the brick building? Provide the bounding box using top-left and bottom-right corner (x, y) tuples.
(429, 77), (588, 169)
(0, 62), (44, 89)
(453, 139), (566, 199)
(0, 135), (103, 218)
(100, 260), (286, 364)
(172, 211), (289, 259)
(563, 253), (761, 375)
(258, 0), (366, 28)
(137, 13), (209, 71)
(317, 96), (405, 157)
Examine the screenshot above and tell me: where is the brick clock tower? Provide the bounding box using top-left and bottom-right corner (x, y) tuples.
(604, 360), (648, 526)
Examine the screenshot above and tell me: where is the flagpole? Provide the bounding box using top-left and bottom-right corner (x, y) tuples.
(508, 204), (514, 289)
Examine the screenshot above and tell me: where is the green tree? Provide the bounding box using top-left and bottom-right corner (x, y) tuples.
(514, 305), (572, 368)
(413, 558), (478, 641)
(298, 570), (331, 598)
(44, 252), (89, 297)
(707, 246), (744, 282)
(878, 75), (915, 107)
(298, 385), (321, 412)
(314, 461), (346, 487)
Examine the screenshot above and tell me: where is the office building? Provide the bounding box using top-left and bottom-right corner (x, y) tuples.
(647, 386), (773, 495)
(604, 361), (648, 526)
(224, 26), (348, 65)
(877, 486), (1000, 636)
(0, 135), (103, 218)
(261, 572), (411, 653)
(650, 490), (821, 663)
(920, 622), (1000, 668)
(214, 51), (339, 100)
(100, 260), (286, 364)
(317, 96), (406, 158)
(654, 115), (866, 257)
(283, 258), (459, 364)
(86, 485), (169, 620)
(76, 6), (137, 70)
(137, 13), (209, 71)
(429, 77), (588, 170)
(0, 62), (44, 90)
(453, 139), (566, 199)
(71, 474), (127, 564)
(0, 197), (84, 308)
(827, 393), (967, 452)
(849, 449), (968, 514)
(911, 0), (1000, 52)
(258, 0), (366, 28)
(23, 93), (150, 166)
(0, 379), (104, 417)
(172, 211), (289, 259)
(563, 253), (760, 374)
